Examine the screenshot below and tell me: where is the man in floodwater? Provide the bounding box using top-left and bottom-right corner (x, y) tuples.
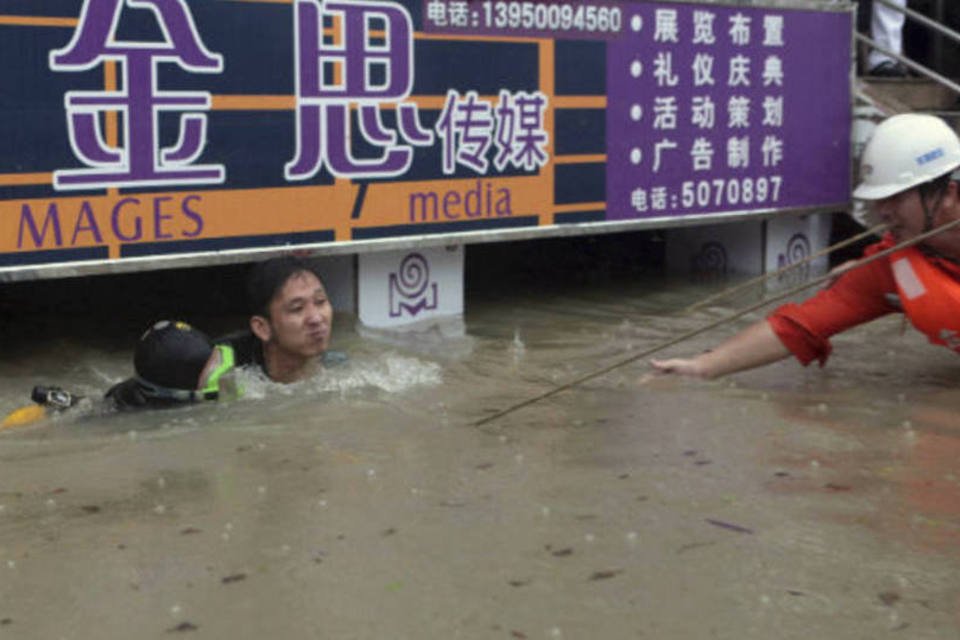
(3, 320), (235, 428)
(653, 113), (960, 378)
(219, 256), (334, 383)
(106, 320), (236, 408)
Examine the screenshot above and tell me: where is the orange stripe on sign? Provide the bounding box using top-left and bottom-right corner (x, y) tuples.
(212, 95), (297, 111)
(0, 173), (52, 187)
(105, 62), (119, 148)
(554, 154), (606, 165)
(416, 32), (543, 45)
(553, 96), (607, 109)
(0, 15), (78, 28)
(553, 202), (605, 214)
(538, 39), (556, 224)
(211, 95), (473, 112)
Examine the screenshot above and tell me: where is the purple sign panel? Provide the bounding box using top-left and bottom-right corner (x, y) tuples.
(606, 4), (851, 219)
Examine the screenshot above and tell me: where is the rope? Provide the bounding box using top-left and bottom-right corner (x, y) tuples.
(684, 222), (887, 312)
(473, 218), (960, 428)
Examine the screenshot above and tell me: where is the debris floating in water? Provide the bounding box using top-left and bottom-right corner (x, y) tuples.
(824, 483), (851, 492)
(705, 518), (753, 534)
(221, 573), (246, 584)
(588, 569), (623, 581)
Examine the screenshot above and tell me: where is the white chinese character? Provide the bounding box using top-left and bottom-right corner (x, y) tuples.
(728, 96), (750, 128)
(653, 139), (678, 172)
(651, 187), (668, 210)
(493, 90), (549, 171)
(727, 136), (750, 169)
(763, 15), (785, 46)
(691, 96), (716, 129)
(691, 137), (714, 171)
(448, 1), (469, 26)
(729, 13), (751, 46)
(436, 90), (494, 174)
(762, 96), (783, 127)
(763, 55), (784, 86)
(692, 53), (715, 87)
(692, 11), (716, 45)
(762, 135), (783, 167)
(426, 0), (447, 26)
(654, 9), (679, 43)
(653, 52), (679, 87)
(631, 187), (649, 212)
(653, 97), (678, 130)
(728, 55), (751, 87)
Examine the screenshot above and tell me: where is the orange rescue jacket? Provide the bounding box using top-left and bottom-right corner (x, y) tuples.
(890, 246), (960, 353)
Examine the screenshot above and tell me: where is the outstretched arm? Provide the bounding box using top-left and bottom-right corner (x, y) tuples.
(650, 319), (791, 379)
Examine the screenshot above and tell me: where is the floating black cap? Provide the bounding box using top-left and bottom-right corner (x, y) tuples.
(134, 320), (213, 391)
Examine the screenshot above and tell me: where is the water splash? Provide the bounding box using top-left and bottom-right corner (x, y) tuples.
(234, 351), (442, 400)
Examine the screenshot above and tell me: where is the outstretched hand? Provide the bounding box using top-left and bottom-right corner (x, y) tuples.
(650, 357), (706, 378)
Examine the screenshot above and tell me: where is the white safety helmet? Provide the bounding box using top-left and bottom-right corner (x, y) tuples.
(853, 113), (960, 201)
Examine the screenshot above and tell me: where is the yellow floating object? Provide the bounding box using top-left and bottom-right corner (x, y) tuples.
(1, 404), (47, 429)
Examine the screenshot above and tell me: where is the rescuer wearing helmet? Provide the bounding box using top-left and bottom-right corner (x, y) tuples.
(652, 113), (960, 378)
(106, 320), (237, 408)
(1, 320), (237, 429)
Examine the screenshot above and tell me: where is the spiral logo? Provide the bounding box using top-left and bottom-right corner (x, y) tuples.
(785, 233), (811, 264)
(395, 253), (430, 298)
(692, 241), (728, 278)
(777, 233), (811, 284)
(389, 253), (438, 318)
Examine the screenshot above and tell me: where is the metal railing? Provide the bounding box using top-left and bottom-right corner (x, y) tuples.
(857, 0), (960, 96)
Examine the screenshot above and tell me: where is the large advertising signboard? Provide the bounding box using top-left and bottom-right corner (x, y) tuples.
(0, 0), (852, 278)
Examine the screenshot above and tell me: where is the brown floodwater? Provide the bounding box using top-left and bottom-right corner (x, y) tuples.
(0, 248), (957, 639)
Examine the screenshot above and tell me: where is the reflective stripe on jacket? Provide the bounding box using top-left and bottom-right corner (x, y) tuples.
(890, 246), (960, 352)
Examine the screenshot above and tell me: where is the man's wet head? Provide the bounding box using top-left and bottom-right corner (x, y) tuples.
(247, 256), (332, 383)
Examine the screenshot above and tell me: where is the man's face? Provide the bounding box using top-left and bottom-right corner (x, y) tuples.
(263, 271), (333, 360)
(871, 187), (931, 244)
(872, 182), (957, 250)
